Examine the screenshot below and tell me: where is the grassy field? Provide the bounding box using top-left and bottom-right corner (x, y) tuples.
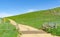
(6, 7), (60, 36)
(0, 18), (18, 37)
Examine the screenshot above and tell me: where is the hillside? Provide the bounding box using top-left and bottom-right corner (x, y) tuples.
(6, 7), (60, 29)
(5, 7), (60, 36)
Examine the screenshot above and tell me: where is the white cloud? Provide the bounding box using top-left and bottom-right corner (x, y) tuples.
(0, 13), (13, 18)
(26, 9), (36, 12)
(0, 9), (37, 18)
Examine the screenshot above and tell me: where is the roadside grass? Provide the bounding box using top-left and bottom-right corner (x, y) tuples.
(0, 19), (18, 37)
(44, 25), (60, 36)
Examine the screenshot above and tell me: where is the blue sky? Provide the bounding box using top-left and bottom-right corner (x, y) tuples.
(0, 0), (60, 17)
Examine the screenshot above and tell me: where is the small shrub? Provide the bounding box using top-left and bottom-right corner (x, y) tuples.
(42, 22), (60, 36)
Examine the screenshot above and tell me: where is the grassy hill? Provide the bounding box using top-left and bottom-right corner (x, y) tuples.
(6, 7), (60, 36)
(6, 7), (60, 28)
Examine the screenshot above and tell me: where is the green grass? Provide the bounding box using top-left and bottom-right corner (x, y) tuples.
(0, 19), (18, 37)
(44, 25), (60, 36)
(6, 7), (60, 36)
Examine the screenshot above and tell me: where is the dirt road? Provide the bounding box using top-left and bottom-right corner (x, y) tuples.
(9, 19), (59, 37)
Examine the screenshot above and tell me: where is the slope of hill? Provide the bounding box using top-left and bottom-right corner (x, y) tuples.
(6, 7), (60, 28)
(6, 7), (60, 36)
